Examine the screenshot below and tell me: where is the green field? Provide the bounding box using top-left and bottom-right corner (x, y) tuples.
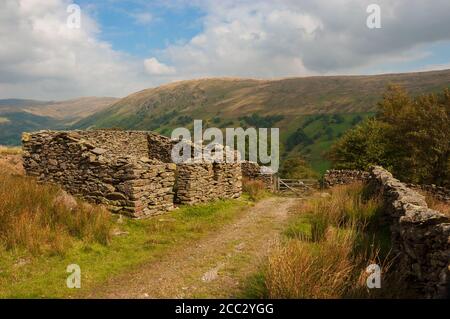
(282, 113), (375, 173)
(0, 199), (250, 298)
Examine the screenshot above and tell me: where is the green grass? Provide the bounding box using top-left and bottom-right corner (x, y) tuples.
(295, 113), (375, 173)
(275, 113), (375, 174)
(240, 183), (405, 299)
(283, 215), (312, 240)
(0, 199), (250, 298)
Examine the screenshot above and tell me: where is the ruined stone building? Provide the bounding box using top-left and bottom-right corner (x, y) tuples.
(22, 130), (243, 218)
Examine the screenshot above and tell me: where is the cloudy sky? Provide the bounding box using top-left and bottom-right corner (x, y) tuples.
(1, 0), (450, 100)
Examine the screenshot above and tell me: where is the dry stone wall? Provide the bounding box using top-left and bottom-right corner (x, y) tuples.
(368, 166), (449, 299)
(75, 130), (150, 158)
(323, 169), (370, 188)
(22, 130), (243, 217)
(323, 166), (449, 298)
(145, 133), (244, 205)
(241, 161), (276, 191)
(324, 169), (450, 203)
(146, 132), (176, 163)
(22, 131), (175, 218)
(174, 162), (242, 205)
(213, 162), (242, 199)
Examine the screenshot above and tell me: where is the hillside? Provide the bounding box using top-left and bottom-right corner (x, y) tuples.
(0, 112), (62, 145)
(75, 69), (450, 173)
(0, 99), (49, 108)
(23, 97), (118, 123)
(0, 97), (117, 145)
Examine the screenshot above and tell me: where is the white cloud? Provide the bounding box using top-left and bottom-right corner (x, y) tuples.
(157, 0), (450, 78)
(1, 0), (450, 100)
(144, 58), (176, 75)
(0, 0), (152, 100)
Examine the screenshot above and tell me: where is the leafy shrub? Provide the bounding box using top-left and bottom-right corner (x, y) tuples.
(279, 157), (318, 179)
(239, 113), (284, 128)
(176, 115), (193, 125)
(285, 128), (313, 151)
(351, 115), (363, 125)
(329, 86), (450, 186)
(328, 119), (392, 171)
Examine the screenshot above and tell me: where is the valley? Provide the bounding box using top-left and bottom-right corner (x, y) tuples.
(74, 69), (450, 173)
(0, 97), (117, 145)
(2, 69), (449, 173)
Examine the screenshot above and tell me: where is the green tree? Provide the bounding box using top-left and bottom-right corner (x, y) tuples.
(351, 115), (363, 125)
(286, 128), (313, 151)
(329, 85), (450, 186)
(328, 119), (392, 171)
(279, 157), (318, 179)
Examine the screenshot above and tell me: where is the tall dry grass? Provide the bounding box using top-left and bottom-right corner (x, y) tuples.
(0, 169), (112, 255)
(264, 183), (409, 298)
(266, 228), (356, 298)
(0, 145), (22, 155)
(242, 178), (267, 201)
(422, 192), (450, 217)
(307, 183), (380, 241)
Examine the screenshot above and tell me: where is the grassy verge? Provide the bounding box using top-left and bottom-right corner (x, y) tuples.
(0, 171), (250, 298)
(242, 183), (412, 299)
(242, 178), (271, 202)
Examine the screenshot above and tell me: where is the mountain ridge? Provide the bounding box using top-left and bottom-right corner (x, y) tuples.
(75, 69), (450, 129)
(0, 97), (118, 145)
(74, 69), (450, 173)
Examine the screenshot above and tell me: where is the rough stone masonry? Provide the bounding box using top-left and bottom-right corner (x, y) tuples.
(22, 130), (242, 218)
(324, 167), (450, 298)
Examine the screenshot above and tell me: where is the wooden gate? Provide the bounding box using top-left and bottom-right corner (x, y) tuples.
(276, 178), (318, 195)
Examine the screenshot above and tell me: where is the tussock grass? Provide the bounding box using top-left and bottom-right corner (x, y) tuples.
(0, 171), (112, 255)
(306, 183), (381, 242)
(244, 183), (411, 299)
(0, 194), (249, 298)
(423, 192), (450, 217)
(242, 178), (268, 201)
(266, 229), (356, 298)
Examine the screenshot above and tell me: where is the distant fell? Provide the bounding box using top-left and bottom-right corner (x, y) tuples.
(76, 69), (450, 130)
(0, 97), (117, 145)
(74, 69), (450, 173)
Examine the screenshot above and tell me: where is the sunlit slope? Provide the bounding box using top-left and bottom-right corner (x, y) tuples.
(75, 69), (450, 173)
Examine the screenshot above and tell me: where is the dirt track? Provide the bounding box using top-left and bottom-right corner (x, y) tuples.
(87, 197), (298, 298)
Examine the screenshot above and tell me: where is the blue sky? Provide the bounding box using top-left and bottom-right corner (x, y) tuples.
(1, 0), (449, 99)
(77, 1), (205, 58)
